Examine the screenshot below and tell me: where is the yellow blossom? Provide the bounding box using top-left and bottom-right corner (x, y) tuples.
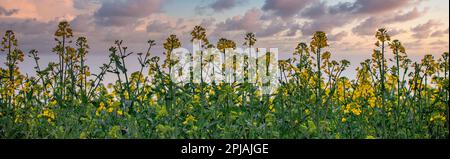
(269, 104), (275, 112)
(23, 81), (31, 92)
(46, 83), (52, 89)
(49, 100), (58, 107)
(430, 114), (446, 122)
(304, 109), (310, 115)
(193, 95), (200, 103)
(343, 104), (351, 114)
(351, 108), (361, 116)
(183, 114), (197, 125)
(99, 102), (105, 108)
(366, 135), (376, 139)
(96, 102), (106, 116)
(117, 110), (123, 116)
(368, 97), (376, 108)
(38, 109), (55, 121)
(107, 107), (114, 113)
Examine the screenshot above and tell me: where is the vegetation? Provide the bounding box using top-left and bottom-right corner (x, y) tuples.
(0, 22), (448, 139)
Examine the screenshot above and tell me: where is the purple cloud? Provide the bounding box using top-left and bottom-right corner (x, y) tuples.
(262, 0), (314, 18)
(431, 28), (449, 37)
(352, 17), (381, 36)
(73, 0), (100, 10)
(411, 20), (442, 39)
(94, 0), (165, 26)
(352, 8), (425, 36)
(210, 0), (237, 12)
(216, 8), (263, 32)
(329, 31), (348, 41)
(384, 8), (425, 23)
(0, 6), (19, 16)
(325, 0), (417, 16)
(300, 0), (422, 37)
(146, 20), (173, 33)
(71, 14), (95, 33)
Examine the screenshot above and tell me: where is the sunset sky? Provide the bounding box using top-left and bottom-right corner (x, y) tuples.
(0, 0), (449, 78)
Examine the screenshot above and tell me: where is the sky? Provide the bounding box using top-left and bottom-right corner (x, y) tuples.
(0, 0), (449, 80)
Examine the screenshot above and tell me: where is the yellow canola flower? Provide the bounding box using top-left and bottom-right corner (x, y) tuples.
(430, 114), (446, 122)
(304, 109), (310, 115)
(156, 106), (168, 117)
(209, 89), (215, 96)
(117, 110), (123, 116)
(368, 97), (376, 108)
(183, 114), (197, 125)
(43, 91), (50, 98)
(107, 107), (114, 113)
(269, 104), (276, 112)
(351, 108), (361, 116)
(38, 109), (56, 122)
(193, 95), (200, 103)
(49, 100), (58, 107)
(46, 83), (52, 89)
(123, 91), (129, 100)
(341, 117), (347, 123)
(99, 102), (105, 108)
(343, 104), (351, 114)
(23, 81), (31, 92)
(96, 102), (106, 116)
(366, 135), (376, 139)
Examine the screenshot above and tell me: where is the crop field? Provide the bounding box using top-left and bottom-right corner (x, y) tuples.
(0, 21), (448, 139)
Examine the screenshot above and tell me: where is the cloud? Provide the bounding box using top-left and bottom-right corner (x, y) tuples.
(301, 14), (354, 36)
(0, 0), (446, 61)
(257, 20), (285, 37)
(352, 17), (382, 36)
(344, 0), (419, 14)
(94, 0), (164, 26)
(285, 23), (300, 37)
(216, 8), (263, 32)
(429, 40), (448, 46)
(142, 14), (209, 38)
(0, 17), (54, 35)
(329, 31), (348, 41)
(384, 8), (425, 23)
(262, 0), (313, 18)
(200, 17), (216, 29)
(430, 28), (449, 37)
(210, 0), (237, 12)
(411, 20), (442, 39)
(73, 0), (100, 10)
(0, 6), (19, 16)
(389, 28), (406, 36)
(352, 20), (406, 37)
(301, 1), (327, 19)
(0, 0), (78, 21)
(296, 2), (358, 36)
(299, 0), (423, 37)
(195, 0), (244, 15)
(146, 20), (173, 33)
(214, 8), (289, 38)
(352, 8), (423, 36)
(70, 14), (95, 33)
(0, 17), (58, 53)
